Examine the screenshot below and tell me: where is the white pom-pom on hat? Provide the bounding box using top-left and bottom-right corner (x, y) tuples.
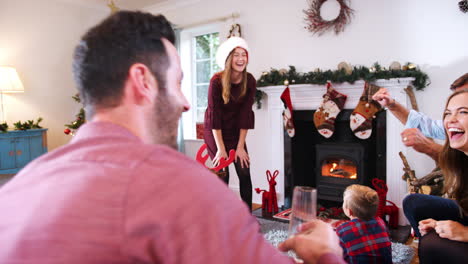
(216, 36), (249, 69)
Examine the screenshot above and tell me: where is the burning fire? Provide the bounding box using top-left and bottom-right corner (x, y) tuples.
(322, 160), (357, 179)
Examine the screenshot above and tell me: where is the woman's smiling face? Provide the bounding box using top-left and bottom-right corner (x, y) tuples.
(444, 92), (468, 155)
(230, 47), (248, 73)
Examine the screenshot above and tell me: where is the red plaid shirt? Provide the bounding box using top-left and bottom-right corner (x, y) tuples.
(335, 217), (392, 264)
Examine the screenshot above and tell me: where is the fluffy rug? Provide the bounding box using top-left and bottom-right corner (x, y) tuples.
(258, 218), (415, 264)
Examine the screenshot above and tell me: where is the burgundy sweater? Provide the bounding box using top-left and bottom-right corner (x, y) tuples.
(203, 72), (256, 158)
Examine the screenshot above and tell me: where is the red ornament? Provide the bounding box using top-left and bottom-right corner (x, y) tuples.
(64, 128), (71, 135)
(372, 178), (399, 228)
(255, 170), (279, 214)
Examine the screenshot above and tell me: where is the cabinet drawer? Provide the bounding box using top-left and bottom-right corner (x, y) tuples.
(0, 129), (48, 174)
(15, 137), (31, 168)
(0, 138), (16, 169)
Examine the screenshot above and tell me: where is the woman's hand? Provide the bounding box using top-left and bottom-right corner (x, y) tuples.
(213, 149), (228, 167)
(419, 218), (437, 236)
(435, 220), (468, 242)
(235, 147), (250, 168)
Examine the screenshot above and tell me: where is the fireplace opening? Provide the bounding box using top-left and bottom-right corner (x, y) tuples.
(321, 158), (357, 179)
(316, 143), (365, 202)
(283, 109), (386, 208)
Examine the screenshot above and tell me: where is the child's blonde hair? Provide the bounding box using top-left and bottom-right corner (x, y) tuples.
(343, 184), (379, 221)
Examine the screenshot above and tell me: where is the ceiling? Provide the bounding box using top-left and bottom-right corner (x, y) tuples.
(85, 0), (170, 10)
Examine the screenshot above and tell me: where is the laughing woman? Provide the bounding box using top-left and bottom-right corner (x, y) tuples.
(203, 37), (256, 211)
(408, 88), (468, 263)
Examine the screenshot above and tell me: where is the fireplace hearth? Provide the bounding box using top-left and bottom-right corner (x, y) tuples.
(284, 109), (386, 206)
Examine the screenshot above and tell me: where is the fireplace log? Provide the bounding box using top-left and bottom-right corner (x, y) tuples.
(409, 167), (444, 196)
(404, 85), (419, 111)
(399, 151), (419, 193)
(399, 152), (417, 180)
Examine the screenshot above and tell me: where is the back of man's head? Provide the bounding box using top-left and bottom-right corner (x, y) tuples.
(450, 73), (468, 91)
(72, 11), (175, 116)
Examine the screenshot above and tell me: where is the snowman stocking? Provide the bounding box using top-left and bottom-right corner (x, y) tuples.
(350, 82), (383, 139)
(313, 82), (347, 138)
(280, 85), (295, 137)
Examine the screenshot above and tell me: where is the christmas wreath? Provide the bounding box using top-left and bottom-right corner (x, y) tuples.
(460, 0), (468, 13)
(304, 0), (354, 35)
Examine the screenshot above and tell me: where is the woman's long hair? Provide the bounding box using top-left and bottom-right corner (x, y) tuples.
(439, 88), (468, 214)
(220, 50), (248, 104)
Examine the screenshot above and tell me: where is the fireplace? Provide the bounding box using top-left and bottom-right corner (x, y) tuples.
(284, 109), (386, 206)
(316, 143), (363, 201)
(258, 78), (414, 224)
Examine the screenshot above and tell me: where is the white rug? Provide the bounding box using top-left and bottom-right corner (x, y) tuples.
(259, 218), (415, 264)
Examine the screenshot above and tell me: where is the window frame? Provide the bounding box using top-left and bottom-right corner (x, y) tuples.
(180, 23), (222, 140)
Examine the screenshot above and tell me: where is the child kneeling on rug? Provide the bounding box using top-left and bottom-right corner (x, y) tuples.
(336, 184), (393, 264)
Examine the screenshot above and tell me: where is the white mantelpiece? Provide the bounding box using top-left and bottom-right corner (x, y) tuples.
(258, 78), (414, 225)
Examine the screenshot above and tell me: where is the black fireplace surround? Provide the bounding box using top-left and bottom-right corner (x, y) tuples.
(283, 109), (386, 208)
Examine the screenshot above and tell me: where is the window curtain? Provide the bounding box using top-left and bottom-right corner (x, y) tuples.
(174, 27), (185, 154)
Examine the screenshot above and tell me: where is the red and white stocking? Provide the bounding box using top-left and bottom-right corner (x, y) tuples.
(280, 85), (295, 137)
(350, 82), (383, 139)
(313, 82), (347, 138)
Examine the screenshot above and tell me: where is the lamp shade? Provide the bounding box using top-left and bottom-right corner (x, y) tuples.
(0, 66), (24, 93)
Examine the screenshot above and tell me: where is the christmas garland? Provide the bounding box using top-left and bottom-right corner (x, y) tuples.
(0, 118), (43, 132)
(257, 62), (430, 89)
(304, 0), (354, 35)
(0, 122), (8, 133)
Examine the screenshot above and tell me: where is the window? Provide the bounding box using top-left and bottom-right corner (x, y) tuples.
(194, 33), (220, 122)
(180, 24), (221, 140)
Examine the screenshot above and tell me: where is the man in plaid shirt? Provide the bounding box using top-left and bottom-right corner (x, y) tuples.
(336, 185), (392, 264)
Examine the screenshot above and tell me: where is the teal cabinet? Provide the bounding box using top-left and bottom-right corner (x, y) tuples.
(0, 129), (47, 174)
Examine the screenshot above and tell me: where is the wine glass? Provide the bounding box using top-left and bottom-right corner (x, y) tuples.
(288, 186), (317, 236)
(287, 186), (317, 263)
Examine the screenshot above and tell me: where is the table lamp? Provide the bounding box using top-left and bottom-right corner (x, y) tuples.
(0, 66), (24, 122)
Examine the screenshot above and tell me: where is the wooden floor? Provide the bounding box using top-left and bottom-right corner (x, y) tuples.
(407, 237), (419, 264)
(0, 174), (14, 187)
(252, 203), (262, 211)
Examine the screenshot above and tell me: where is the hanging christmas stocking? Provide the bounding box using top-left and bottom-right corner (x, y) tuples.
(350, 82), (383, 139)
(280, 85), (295, 137)
(313, 82), (347, 138)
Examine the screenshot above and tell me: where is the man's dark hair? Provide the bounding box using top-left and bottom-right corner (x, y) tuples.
(450, 73), (468, 90)
(72, 11), (175, 113)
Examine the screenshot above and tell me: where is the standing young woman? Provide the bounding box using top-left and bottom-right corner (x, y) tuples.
(203, 37), (256, 211)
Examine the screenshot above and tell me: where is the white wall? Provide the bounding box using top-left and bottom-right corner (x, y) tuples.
(148, 0), (468, 205)
(0, 0), (107, 150)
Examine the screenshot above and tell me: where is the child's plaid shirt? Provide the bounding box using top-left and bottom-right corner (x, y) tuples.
(335, 217), (392, 264)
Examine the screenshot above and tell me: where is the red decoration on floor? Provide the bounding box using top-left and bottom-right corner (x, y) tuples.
(372, 178), (399, 229)
(385, 200), (399, 229)
(255, 170), (279, 214)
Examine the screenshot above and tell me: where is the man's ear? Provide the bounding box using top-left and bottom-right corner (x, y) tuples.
(128, 63), (158, 105)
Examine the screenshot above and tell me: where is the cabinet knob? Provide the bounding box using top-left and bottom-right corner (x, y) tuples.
(16, 150), (22, 156)
(9, 151), (15, 156)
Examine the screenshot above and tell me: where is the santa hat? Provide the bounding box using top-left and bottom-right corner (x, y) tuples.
(216, 37), (249, 69)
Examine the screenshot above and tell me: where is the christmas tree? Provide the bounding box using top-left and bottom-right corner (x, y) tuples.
(64, 94), (85, 135)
